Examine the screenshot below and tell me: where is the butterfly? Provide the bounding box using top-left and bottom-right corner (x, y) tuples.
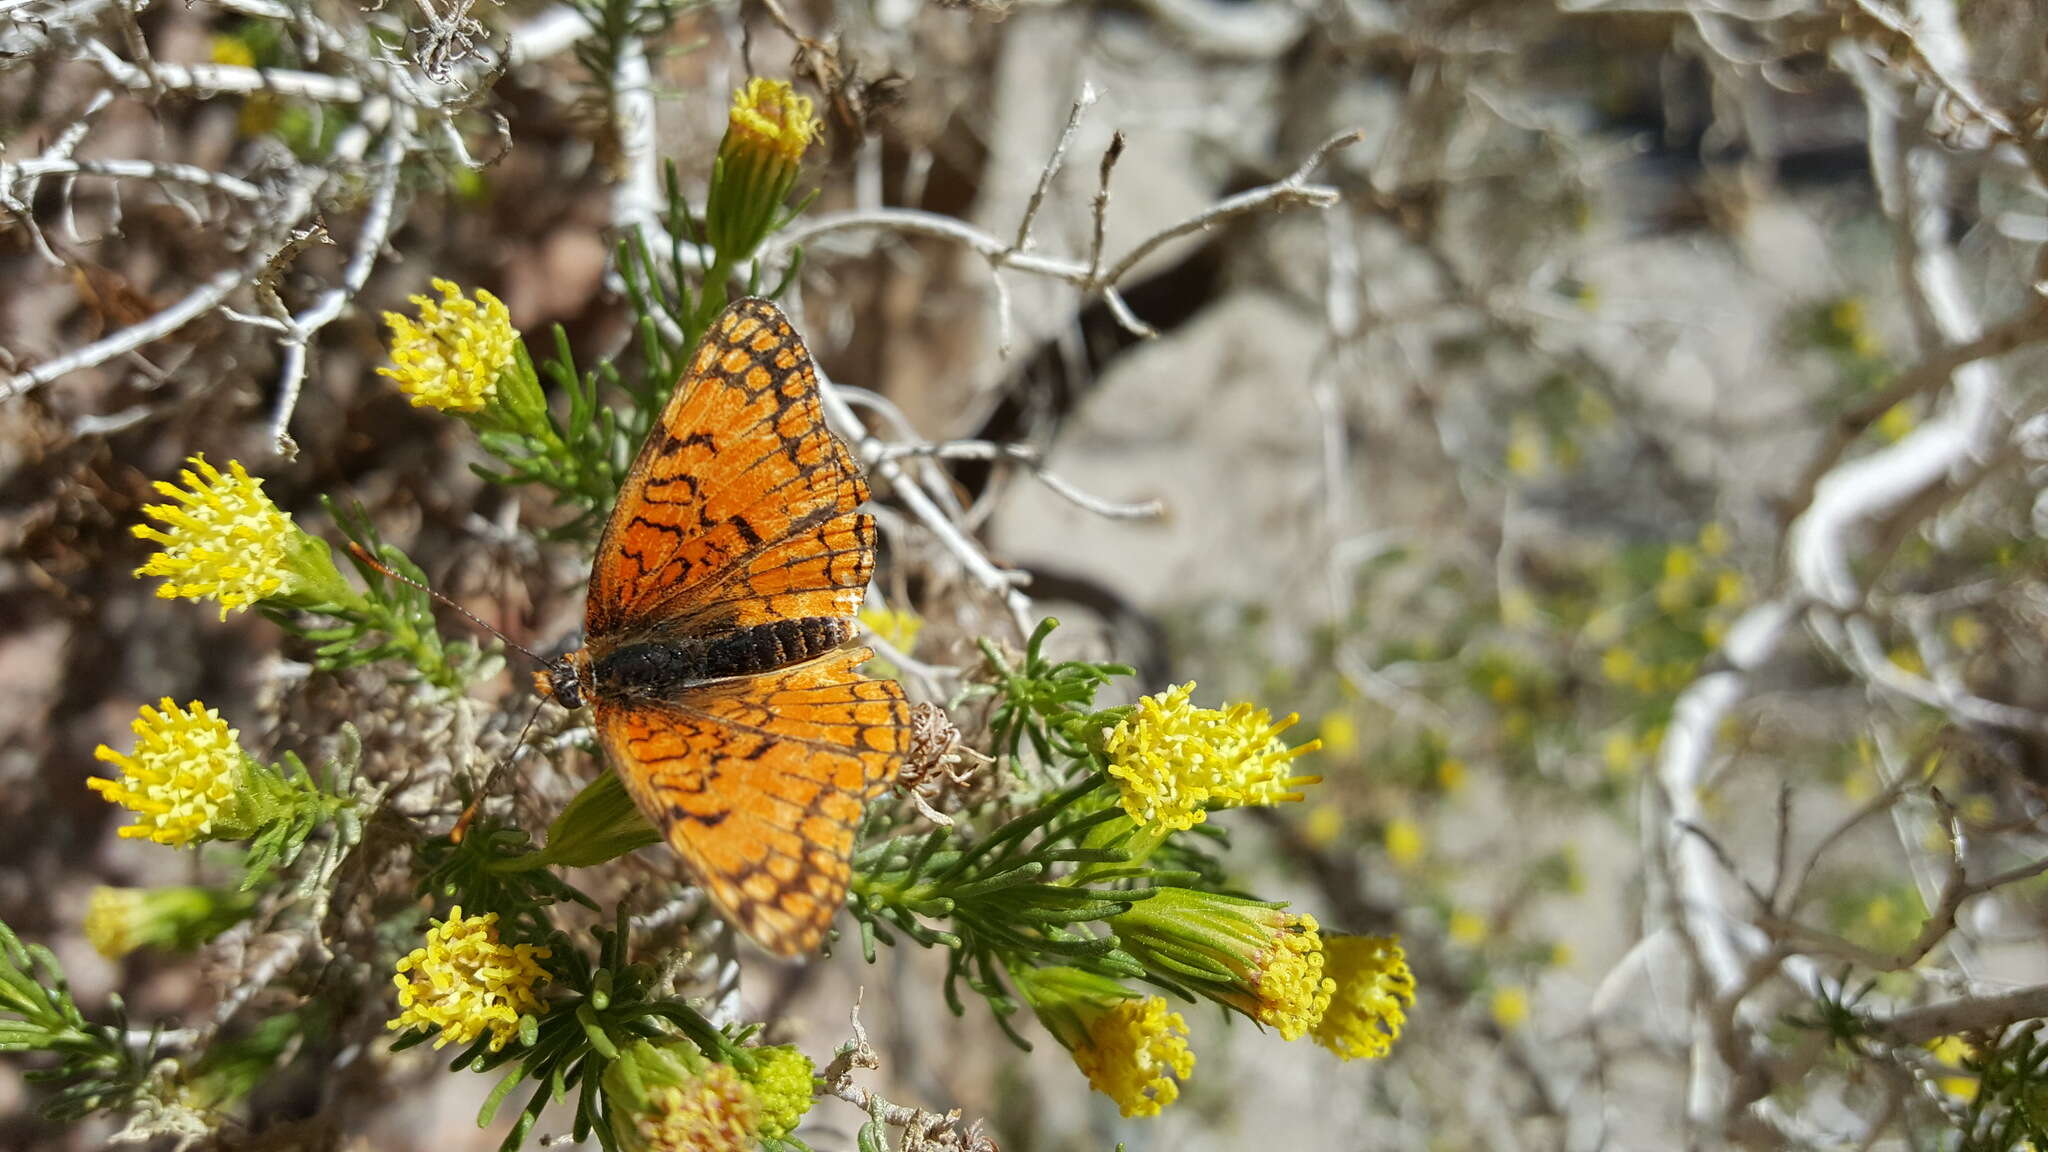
(538, 297), (910, 956)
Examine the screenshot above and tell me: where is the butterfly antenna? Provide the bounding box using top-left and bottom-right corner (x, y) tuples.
(345, 541), (548, 666)
(451, 694), (551, 844)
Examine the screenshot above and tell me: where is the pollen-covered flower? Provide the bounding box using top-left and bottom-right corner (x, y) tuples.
(726, 77), (819, 164)
(858, 605), (923, 654)
(1112, 888), (1334, 1041)
(705, 77), (822, 263)
(90, 698), (250, 846)
(1313, 935), (1415, 1061)
(1242, 911), (1335, 1040)
(1928, 1035), (1979, 1101)
(1103, 682), (1321, 832)
(741, 1045), (815, 1141)
(379, 279), (519, 414)
(1491, 984), (1530, 1030)
(84, 884), (256, 959)
(603, 1039), (760, 1152)
(388, 906), (551, 1052)
(635, 1065), (756, 1152)
(1017, 966), (1194, 1118)
(1074, 996), (1195, 1117)
(132, 455), (307, 619)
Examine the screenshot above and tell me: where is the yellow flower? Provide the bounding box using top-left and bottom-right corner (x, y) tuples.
(1303, 803), (1344, 848)
(1435, 757), (1468, 794)
(1019, 968), (1195, 1118)
(1948, 614), (1985, 652)
(1488, 673), (1518, 704)
(133, 455), (299, 619)
(1073, 996), (1196, 1118)
(1505, 416), (1546, 478)
(209, 33), (255, 68)
(726, 78), (819, 164)
(84, 888), (147, 958)
(1602, 729), (1638, 777)
(604, 1040), (762, 1152)
(1448, 909), (1487, 946)
(1111, 890), (1333, 1041)
(634, 1063), (757, 1152)
(1698, 521), (1730, 557)
(90, 699), (248, 846)
(1663, 544), (1698, 583)
(1713, 569), (1745, 606)
(741, 1046), (815, 1141)
(1599, 647), (1638, 685)
(858, 606), (923, 654)
(1313, 936), (1415, 1061)
(1247, 912), (1335, 1040)
(379, 279), (518, 414)
(84, 884), (255, 958)
(1104, 682), (1321, 832)
(705, 78), (822, 263)
(1317, 711), (1358, 756)
(388, 906), (551, 1052)
(1877, 402), (1916, 443)
(1385, 819), (1425, 868)
(1929, 1036), (1978, 1101)
(1499, 589), (1538, 628)
(1491, 984), (1530, 1029)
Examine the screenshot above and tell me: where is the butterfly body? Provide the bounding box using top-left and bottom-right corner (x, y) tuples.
(544, 298), (910, 956)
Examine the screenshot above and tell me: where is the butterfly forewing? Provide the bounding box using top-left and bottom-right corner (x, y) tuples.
(582, 298), (909, 955)
(587, 299), (868, 643)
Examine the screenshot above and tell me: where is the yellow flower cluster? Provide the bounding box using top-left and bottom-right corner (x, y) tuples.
(1072, 996), (1195, 1118)
(1928, 1035), (1979, 1101)
(388, 907), (551, 1052)
(1247, 912), (1335, 1041)
(83, 884), (252, 958)
(133, 455), (300, 619)
(1491, 985), (1530, 1030)
(1313, 936), (1415, 1061)
(1385, 818), (1425, 867)
(1104, 682), (1322, 832)
(858, 605), (924, 653)
(633, 1063), (758, 1152)
(379, 279), (518, 414)
(726, 78), (819, 164)
(83, 887), (147, 958)
(90, 698), (247, 846)
(742, 1046), (815, 1142)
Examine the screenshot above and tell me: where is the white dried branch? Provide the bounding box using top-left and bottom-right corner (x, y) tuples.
(80, 39), (369, 104)
(811, 369), (1037, 637)
(266, 125), (409, 456)
(770, 122), (1361, 345)
(875, 439), (1164, 520)
(1641, 19), (2048, 1137)
(2, 157), (266, 203)
(0, 266), (248, 401)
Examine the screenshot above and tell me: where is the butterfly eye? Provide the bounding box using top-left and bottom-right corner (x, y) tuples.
(535, 664), (584, 710)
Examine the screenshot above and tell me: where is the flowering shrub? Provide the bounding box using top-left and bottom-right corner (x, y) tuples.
(0, 64), (1409, 1152)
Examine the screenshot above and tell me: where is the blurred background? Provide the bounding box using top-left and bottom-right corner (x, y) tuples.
(6, 0), (2048, 1148)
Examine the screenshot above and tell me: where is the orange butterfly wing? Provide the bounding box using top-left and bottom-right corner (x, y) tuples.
(583, 298), (909, 955)
(597, 648), (905, 954)
(587, 298), (874, 642)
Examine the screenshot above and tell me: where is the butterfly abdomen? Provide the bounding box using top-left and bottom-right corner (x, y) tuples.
(595, 616), (853, 697)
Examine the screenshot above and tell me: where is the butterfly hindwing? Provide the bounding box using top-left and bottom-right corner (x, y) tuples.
(598, 647), (910, 955)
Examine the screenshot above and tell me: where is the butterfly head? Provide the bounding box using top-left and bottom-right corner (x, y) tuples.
(536, 649), (594, 711)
